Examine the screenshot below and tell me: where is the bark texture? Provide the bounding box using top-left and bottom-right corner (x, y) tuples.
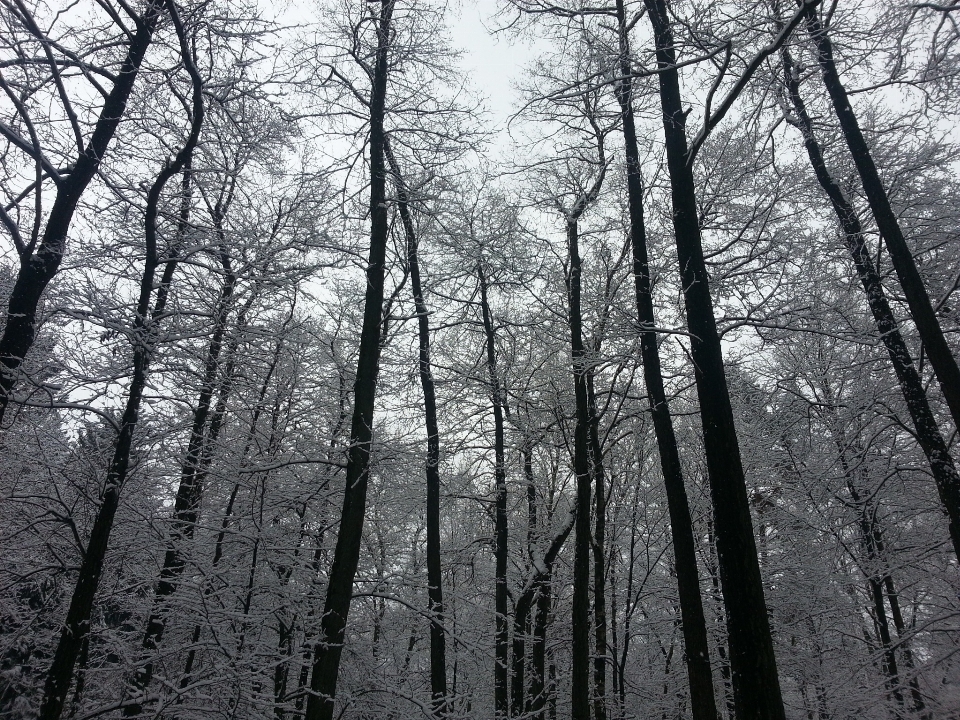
(614, 2), (720, 718)
(304, 3), (394, 719)
(643, 0), (786, 716)
(386, 139), (448, 717)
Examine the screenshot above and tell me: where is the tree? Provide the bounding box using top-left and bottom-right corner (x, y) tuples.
(303, 2), (394, 718)
(385, 136), (448, 718)
(641, 0), (788, 715)
(37, 2), (203, 714)
(2, 0), (960, 717)
(802, 2), (960, 440)
(779, 35), (960, 562)
(556, 105), (606, 720)
(0, 0), (168, 423)
(612, 1), (720, 716)
(476, 258), (511, 720)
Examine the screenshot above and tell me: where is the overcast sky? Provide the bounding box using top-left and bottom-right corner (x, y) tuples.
(447, 1), (538, 126)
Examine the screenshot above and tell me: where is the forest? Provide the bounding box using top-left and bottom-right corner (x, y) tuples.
(0, 0), (958, 718)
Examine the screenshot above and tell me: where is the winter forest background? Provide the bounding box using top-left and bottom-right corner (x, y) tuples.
(1, 0), (959, 719)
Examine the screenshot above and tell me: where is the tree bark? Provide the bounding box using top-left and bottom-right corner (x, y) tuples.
(642, 1), (787, 717)
(803, 5), (960, 438)
(0, 0), (165, 423)
(513, 510), (574, 718)
(782, 45), (960, 561)
(303, 4), (394, 719)
(587, 372), (608, 720)
(385, 138), (448, 718)
(566, 213), (594, 720)
(477, 262), (510, 720)
(512, 442), (538, 717)
(613, 3), (720, 719)
(530, 570), (554, 720)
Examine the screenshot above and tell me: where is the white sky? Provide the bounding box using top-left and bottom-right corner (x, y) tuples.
(447, 1), (532, 124)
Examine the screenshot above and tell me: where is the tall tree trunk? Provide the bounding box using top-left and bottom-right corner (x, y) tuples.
(274, 613), (295, 719)
(512, 443), (536, 717)
(587, 371), (608, 720)
(66, 636), (89, 718)
(612, 4), (720, 718)
(37, 18), (203, 714)
(642, 1), (787, 717)
(781, 45), (960, 562)
(557, 121), (608, 720)
(125, 213), (236, 716)
(477, 263), (510, 720)
(0, 0), (165, 423)
(802, 5), (960, 438)
(618, 482), (638, 717)
(530, 570), (553, 720)
(868, 575), (905, 712)
(385, 139), (448, 718)
(608, 557), (621, 719)
(303, 5), (393, 716)
(294, 376), (350, 719)
(706, 518), (736, 720)
(566, 213), (595, 720)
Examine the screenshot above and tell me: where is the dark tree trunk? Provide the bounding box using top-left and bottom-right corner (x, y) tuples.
(782, 45), (960, 562)
(566, 214), (594, 720)
(40, 189), (160, 715)
(587, 372), (608, 720)
(513, 511), (574, 718)
(706, 519), (736, 720)
(303, 7), (393, 717)
(642, 1), (787, 717)
(477, 263), (510, 720)
(512, 585), (530, 719)
(125, 182), (239, 717)
(608, 558), (620, 717)
(274, 614), (295, 719)
(530, 572), (553, 720)
(868, 577), (905, 712)
(511, 443), (538, 716)
(612, 3), (720, 718)
(385, 139), (448, 718)
(0, 0), (165, 423)
(557, 122), (608, 720)
(37, 21), (203, 714)
(66, 635), (89, 718)
(803, 5), (960, 438)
